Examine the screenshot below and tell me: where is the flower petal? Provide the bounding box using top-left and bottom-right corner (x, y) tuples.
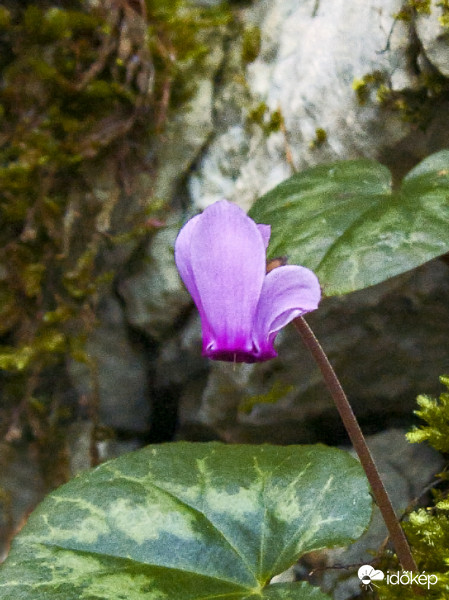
(174, 214), (214, 344)
(174, 214), (202, 307)
(254, 265), (321, 356)
(257, 224), (271, 250)
(189, 200), (266, 354)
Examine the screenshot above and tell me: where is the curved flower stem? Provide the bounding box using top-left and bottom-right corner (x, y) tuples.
(293, 316), (418, 573)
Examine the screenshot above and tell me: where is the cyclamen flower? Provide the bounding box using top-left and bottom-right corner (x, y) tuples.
(175, 200), (321, 363)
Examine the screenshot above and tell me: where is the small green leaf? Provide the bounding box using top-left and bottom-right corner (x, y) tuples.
(249, 150), (449, 296)
(0, 443), (371, 600)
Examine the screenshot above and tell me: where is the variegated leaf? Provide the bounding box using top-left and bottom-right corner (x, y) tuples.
(249, 150), (449, 296)
(0, 443), (372, 599)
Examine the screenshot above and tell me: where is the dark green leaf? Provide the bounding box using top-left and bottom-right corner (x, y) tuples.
(0, 443), (371, 599)
(249, 150), (449, 296)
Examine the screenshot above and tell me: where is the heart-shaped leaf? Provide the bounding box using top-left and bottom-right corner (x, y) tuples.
(249, 150), (449, 296)
(0, 443), (371, 599)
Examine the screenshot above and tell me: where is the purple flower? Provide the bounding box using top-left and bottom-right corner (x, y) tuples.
(175, 200), (321, 363)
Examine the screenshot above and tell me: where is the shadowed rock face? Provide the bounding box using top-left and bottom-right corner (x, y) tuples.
(62, 0), (449, 443)
(416, 0), (449, 78)
(168, 258), (449, 445)
(68, 297), (152, 434)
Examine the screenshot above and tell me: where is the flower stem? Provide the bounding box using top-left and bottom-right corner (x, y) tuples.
(293, 316), (417, 573)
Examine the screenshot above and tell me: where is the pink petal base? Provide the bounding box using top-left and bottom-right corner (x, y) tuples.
(204, 348), (277, 363)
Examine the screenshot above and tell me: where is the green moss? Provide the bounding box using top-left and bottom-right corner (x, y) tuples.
(246, 102), (284, 135)
(394, 0), (449, 27)
(0, 347), (35, 372)
(353, 63), (449, 126)
(247, 101), (268, 124)
(406, 375), (449, 453)
(438, 0), (449, 27)
(0, 1), (230, 481)
(239, 382), (294, 414)
(241, 25), (261, 64)
(309, 127), (327, 149)
(352, 70), (386, 105)
(267, 109), (283, 133)
(394, 0), (431, 20)
(0, 6), (11, 28)
(376, 376), (449, 598)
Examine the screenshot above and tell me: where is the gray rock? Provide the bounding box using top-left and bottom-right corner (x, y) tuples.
(152, 28), (226, 202)
(177, 259), (449, 443)
(118, 221), (192, 340)
(0, 442), (45, 562)
(189, 0), (414, 211)
(189, 125), (252, 210)
(155, 314), (205, 388)
(67, 421), (144, 476)
(97, 439), (143, 462)
(66, 421), (96, 476)
(68, 297), (151, 433)
(415, 0), (449, 77)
